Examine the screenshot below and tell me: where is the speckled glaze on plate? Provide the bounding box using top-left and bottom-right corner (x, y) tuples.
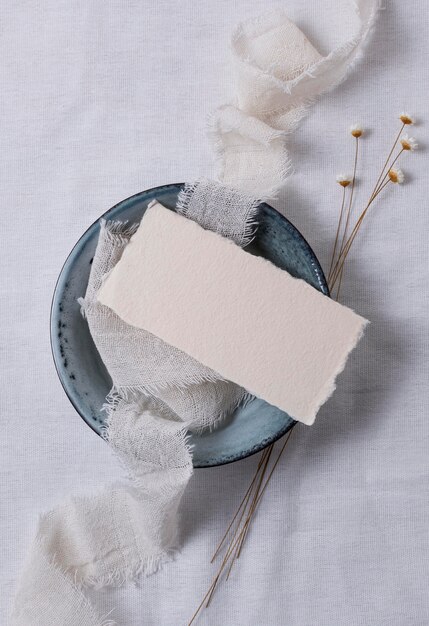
(51, 183), (328, 467)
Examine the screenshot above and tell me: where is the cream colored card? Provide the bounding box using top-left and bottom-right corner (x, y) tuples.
(98, 202), (368, 425)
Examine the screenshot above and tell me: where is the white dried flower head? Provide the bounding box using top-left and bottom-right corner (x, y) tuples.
(399, 113), (414, 125)
(400, 133), (418, 151)
(336, 174), (352, 187)
(388, 168), (404, 184)
(350, 124), (363, 138)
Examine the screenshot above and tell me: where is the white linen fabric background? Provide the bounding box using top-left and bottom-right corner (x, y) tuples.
(1, 1), (428, 625)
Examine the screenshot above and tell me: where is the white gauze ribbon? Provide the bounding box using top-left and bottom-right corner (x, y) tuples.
(11, 3), (379, 625)
(214, 0), (379, 197)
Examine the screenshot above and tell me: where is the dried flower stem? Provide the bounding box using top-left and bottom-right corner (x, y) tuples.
(335, 137), (360, 298)
(329, 126), (406, 290)
(327, 186), (347, 284)
(206, 446), (275, 603)
(228, 447), (273, 570)
(242, 430), (294, 526)
(210, 447), (270, 563)
(342, 137), (359, 249)
(329, 178), (391, 289)
(191, 115), (418, 626)
(372, 148), (404, 195)
(189, 428), (294, 625)
(204, 451), (273, 608)
(369, 123), (405, 201)
(233, 443), (274, 564)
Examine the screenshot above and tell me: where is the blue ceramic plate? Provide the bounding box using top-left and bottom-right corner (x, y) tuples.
(51, 183), (328, 467)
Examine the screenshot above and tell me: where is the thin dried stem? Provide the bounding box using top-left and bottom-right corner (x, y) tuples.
(211, 447), (269, 562)
(188, 582), (216, 626)
(188, 428), (295, 625)
(372, 148), (404, 195)
(213, 448), (273, 589)
(205, 451), (272, 608)
(223, 453), (273, 580)
(369, 123), (404, 201)
(329, 134), (405, 291)
(234, 445), (274, 561)
(327, 186), (347, 283)
(335, 271), (344, 302)
(228, 428), (294, 576)
(225, 513), (252, 580)
(335, 137), (360, 299)
(330, 179), (392, 289)
(205, 532), (241, 609)
(341, 138), (359, 252)
(374, 178), (391, 195)
(251, 428), (294, 511)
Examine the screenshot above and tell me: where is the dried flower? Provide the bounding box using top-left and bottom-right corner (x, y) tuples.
(399, 113), (414, 125)
(388, 168), (404, 184)
(400, 133), (418, 151)
(336, 174), (352, 187)
(350, 125), (363, 138)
